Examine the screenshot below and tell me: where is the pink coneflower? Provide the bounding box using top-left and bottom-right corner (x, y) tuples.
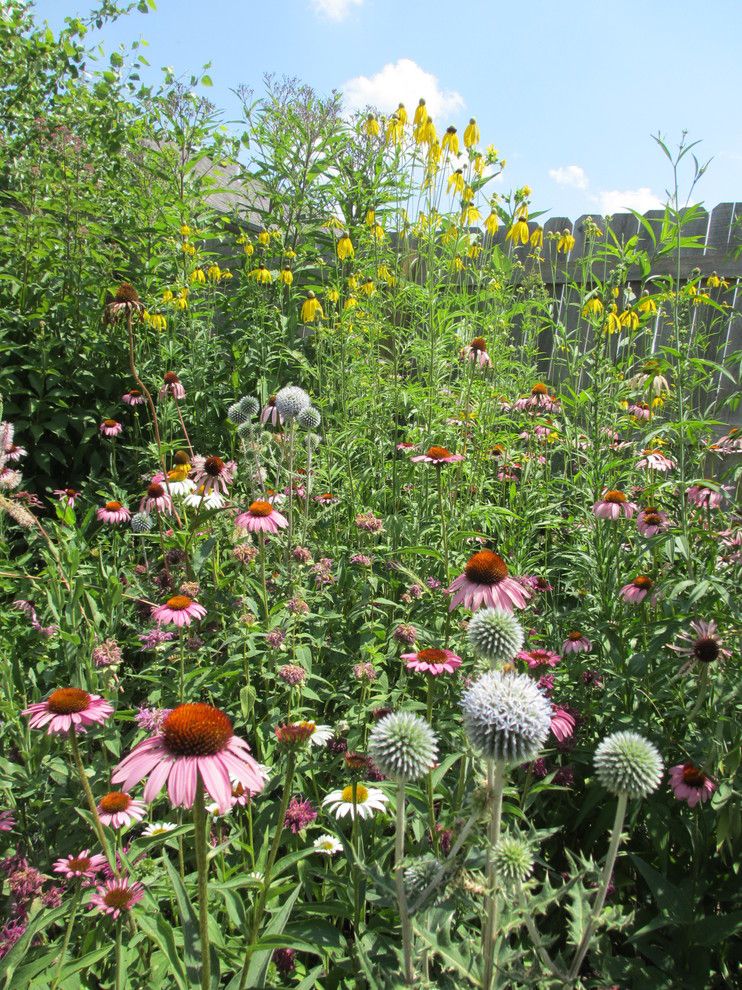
(159, 371), (185, 400)
(519, 575), (553, 593)
(687, 484), (725, 509)
(637, 506), (669, 537)
(461, 336), (492, 367)
(4, 444), (27, 463)
(448, 550), (530, 612)
(112, 702), (268, 813)
(593, 489), (638, 520)
(636, 448), (676, 472)
(96, 500), (131, 525)
(411, 445), (465, 465)
(402, 647), (462, 675)
(54, 487), (80, 507)
(151, 595), (206, 627)
(619, 575), (654, 604)
(99, 419), (123, 438)
(23, 689), (113, 736)
(668, 619), (730, 669)
(121, 388), (145, 407)
(235, 500), (288, 534)
(139, 482), (172, 514)
(562, 630), (592, 654)
(396, 441), (416, 452)
(628, 401), (651, 420)
(517, 648), (561, 669)
(314, 492), (339, 505)
(550, 705), (575, 743)
(709, 428), (742, 455)
(53, 850), (107, 879)
(260, 395), (283, 426)
(668, 763), (716, 808)
(96, 791), (146, 829)
(89, 878), (144, 918)
(513, 383), (560, 413)
(190, 455), (236, 495)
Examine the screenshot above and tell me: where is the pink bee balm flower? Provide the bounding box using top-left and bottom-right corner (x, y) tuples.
(636, 506), (669, 537)
(53, 850), (107, 879)
(121, 388), (145, 407)
(562, 630), (592, 654)
(619, 575), (654, 604)
(687, 484), (725, 509)
(96, 500), (132, 525)
(235, 499), (288, 534)
(139, 482), (173, 514)
(402, 647), (462, 675)
(89, 878), (144, 918)
(96, 791), (146, 829)
(636, 448), (676, 472)
(112, 702), (268, 813)
(448, 550), (531, 612)
(151, 595), (206, 627)
(54, 487), (80, 507)
(0, 810), (15, 832)
(517, 648), (561, 669)
(99, 419), (123, 438)
(23, 688), (113, 736)
(260, 395), (283, 426)
(550, 705), (575, 743)
(593, 489), (638, 520)
(410, 445), (465, 464)
(190, 454), (236, 495)
(668, 763), (716, 808)
(159, 371), (185, 400)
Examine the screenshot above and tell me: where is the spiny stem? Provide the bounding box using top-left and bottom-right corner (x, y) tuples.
(395, 782), (415, 984)
(482, 760), (506, 990)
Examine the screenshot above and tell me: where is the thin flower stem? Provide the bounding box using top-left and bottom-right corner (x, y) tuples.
(482, 760), (506, 990)
(395, 782), (415, 984)
(70, 732), (114, 870)
(114, 916), (123, 990)
(259, 532), (269, 623)
(50, 881), (82, 990)
(193, 779), (211, 990)
(567, 791), (628, 982)
(516, 889), (564, 981)
(174, 397), (194, 457)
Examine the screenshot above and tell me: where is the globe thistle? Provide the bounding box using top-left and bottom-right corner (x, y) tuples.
(239, 395), (260, 419)
(274, 386), (311, 421)
(228, 401), (248, 425)
(492, 835), (534, 887)
(368, 711), (438, 782)
(236, 420), (257, 440)
(297, 406), (321, 430)
(306, 431), (323, 452)
(594, 731), (663, 799)
(404, 856), (446, 910)
(130, 512), (153, 533)
(467, 608), (525, 664)
(460, 671), (551, 765)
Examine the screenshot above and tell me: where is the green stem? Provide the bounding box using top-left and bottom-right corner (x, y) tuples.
(50, 882), (82, 990)
(482, 760), (506, 990)
(395, 782), (415, 984)
(193, 779), (211, 990)
(70, 733), (114, 869)
(114, 917), (123, 990)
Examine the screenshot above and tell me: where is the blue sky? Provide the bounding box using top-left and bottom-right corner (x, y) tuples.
(33, 0), (742, 219)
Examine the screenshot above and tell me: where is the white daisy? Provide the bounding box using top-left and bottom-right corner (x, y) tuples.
(184, 488), (226, 511)
(165, 478), (196, 497)
(310, 724), (334, 747)
(142, 821), (177, 837)
(322, 783), (389, 820)
(313, 834), (343, 856)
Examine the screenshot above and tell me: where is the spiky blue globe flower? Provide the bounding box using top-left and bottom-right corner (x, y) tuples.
(493, 835), (534, 887)
(468, 608), (525, 664)
(404, 856), (446, 909)
(274, 385), (310, 421)
(594, 731), (663, 798)
(236, 420), (256, 440)
(239, 395), (260, 418)
(297, 406), (321, 430)
(461, 671), (551, 765)
(227, 401), (246, 425)
(368, 711), (438, 782)
(130, 512), (153, 533)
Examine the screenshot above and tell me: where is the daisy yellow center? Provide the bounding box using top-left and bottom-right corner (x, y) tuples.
(341, 784), (368, 803)
(681, 765), (707, 787)
(147, 483), (165, 498)
(165, 595), (193, 611)
(694, 637), (719, 663)
(531, 383), (549, 395)
(249, 500), (273, 517)
(162, 703), (232, 757)
(464, 550), (509, 585)
(417, 648), (449, 663)
(604, 490), (627, 503)
(163, 372), (179, 385)
(47, 687), (91, 714)
(68, 856), (91, 871)
(204, 456), (224, 476)
(632, 576), (653, 589)
(568, 630), (583, 640)
(103, 419), (118, 428)
(105, 501), (122, 511)
(426, 446), (452, 460)
(99, 791), (131, 813)
(103, 887), (135, 910)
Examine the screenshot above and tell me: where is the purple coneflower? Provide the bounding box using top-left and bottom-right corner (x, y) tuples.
(97, 500), (131, 525)
(619, 575), (655, 604)
(235, 500), (288, 534)
(636, 448), (675, 472)
(668, 619), (730, 670)
(410, 445), (465, 465)
(99, 419), (123, 438)
(23, 689), (113, 736)
(402, 647), (462, 675)
(447, 550), (530, 613)
(151, 595), (206, 627)
(668, 763), (716, 808)
(637, 506), (669, 537)
(593, 489), (638, 520)
(159, 371), (185, 400)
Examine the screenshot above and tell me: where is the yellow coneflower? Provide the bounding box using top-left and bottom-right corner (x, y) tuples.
(637, 291), (657, 315)
(396, 102), (408, 125)
(206, 264), (222, 282)
(472, 152), (485, 177)
(619, 308), (639, 331)
(463, 118), (480, 148)
(279, 267), (293, 286)
(385, 115), (404, 146)
(143, 310), (167, 332)
(582, 297), (604, 319)
(461, 184), (474, 204)
(344, 295), (358, 310)
(693, 290), (711, 306)
(371, 223), (385, 243)
(190, 269), (206, 284)
(327, 288), (340, 304)
(448, 169), (465, 195)
(604, 303), (621, 334)
(364, 115), (380, 137)
(221, 270), (233, 281)
(413, 98), (428, 126)
(557, 230), (575, 254)
(441, 225), (458, 245)
(427, 140), (441, 166)
(416, 118), (437, 146)
(249, 264), (272, 284)
(257, 229), (270, 247)
(453, 256), (465, 272)
(360, 277), (375, 296)
(337, 234), (354, 261)
(181, 241), (196, 256)
(377, 263), (396, 285)
(285, 248), (297, 260)
(176, 288), (189, 310)
(505, 217), (530, 246)
(300, 291), (323, 323)
(325, 215), (344, 230)
(162, 289), (174, 304)
(442, 126), (459, 155)
(461, 203), (481, 225)
(467, 242), (483, 259)
(243, 242), (255, 257)
(530, 226), (543, 248)
(179, 224), (191, 237)
(365, 209), (376, 227)
(347, 273), (359, 291)
(484, 211), (499, 235)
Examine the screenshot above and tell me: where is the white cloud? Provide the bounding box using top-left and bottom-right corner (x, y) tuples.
(548, 164), (589, 190)
(310, 0), (363, 21)
(596, 187), (663, 215)
(341, 58), (464, 119)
